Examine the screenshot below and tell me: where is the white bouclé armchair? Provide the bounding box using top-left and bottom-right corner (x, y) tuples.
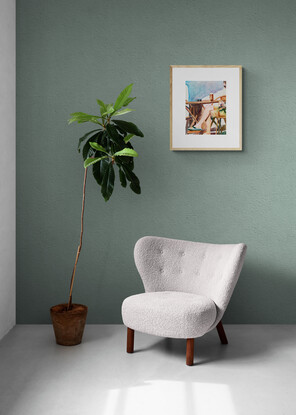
(122, 236), (247, 365)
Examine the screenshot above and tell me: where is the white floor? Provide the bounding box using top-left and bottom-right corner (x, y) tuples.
(0, 325), (295, 415)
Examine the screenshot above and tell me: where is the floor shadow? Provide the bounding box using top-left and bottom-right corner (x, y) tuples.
(132, 322), (296, 366)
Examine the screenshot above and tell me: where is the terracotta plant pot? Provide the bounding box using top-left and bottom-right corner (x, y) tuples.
(50, 303), (88, 346)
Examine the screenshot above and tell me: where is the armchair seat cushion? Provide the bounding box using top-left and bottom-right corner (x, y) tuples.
(122, 291), (217, 339)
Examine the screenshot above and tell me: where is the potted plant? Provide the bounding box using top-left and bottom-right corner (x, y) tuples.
(50, 84), (144, 346)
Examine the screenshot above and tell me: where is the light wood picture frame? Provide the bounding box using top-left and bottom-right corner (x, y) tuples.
(170, 65), (242, 151)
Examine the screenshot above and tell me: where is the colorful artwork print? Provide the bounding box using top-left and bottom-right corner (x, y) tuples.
(185, 81), (226, 135)
(170, 66), (242, 150)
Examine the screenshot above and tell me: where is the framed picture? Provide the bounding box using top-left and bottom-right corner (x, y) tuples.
(170, 65), (242, 151)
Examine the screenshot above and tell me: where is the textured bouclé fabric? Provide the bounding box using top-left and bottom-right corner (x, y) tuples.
(122, 236), (247, 339)
(122, 291), (216, 338)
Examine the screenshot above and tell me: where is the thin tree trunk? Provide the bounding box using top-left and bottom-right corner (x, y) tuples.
(67, 168), (88, 310)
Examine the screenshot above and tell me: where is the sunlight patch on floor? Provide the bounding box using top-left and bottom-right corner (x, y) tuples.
(103, 380), (235, 415)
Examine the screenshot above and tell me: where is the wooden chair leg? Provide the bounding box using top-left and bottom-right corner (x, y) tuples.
(186, 338), (194, 366)
(216, 321), (228, 344)
(126, 328), (134, 353)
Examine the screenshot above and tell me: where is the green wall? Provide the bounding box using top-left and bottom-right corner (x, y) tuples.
(17, 0), (296, 323)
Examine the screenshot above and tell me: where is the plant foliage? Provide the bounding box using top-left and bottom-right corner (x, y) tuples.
(69, 84), (144, 201)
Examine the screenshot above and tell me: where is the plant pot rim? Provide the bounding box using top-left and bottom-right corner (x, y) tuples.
(50, 303), (88, 315)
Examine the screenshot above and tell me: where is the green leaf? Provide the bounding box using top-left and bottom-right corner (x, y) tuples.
(113, 148), (138, 157)
(113, 120), (144, 137)
(96, 99), (105, 107)
(106, 124), (122, 145)
(119, 168), (127, 188)
(89, 142), (109, 154)
(107, 104), (114, 113)
(93, 158), (109, 186)
(101, 104), (114, 116)
(123, 134), (134, 144)
(115, 141), (135, 167)
(123, 97), (136, 107)
(81, 130), (104, 158)
(122, 164), (139, 182)
(82, 138), (92, 160)
(100, 158), (109, 182)
(84, 156), (108, 168)
(97, 99), (108, 116)
(68, 112), (101, 125)
(77, 129), (100, 152)
(113, 84), (133, 111)
(112, 108), (135, 117)
(130, 180), (141, 194)
(122, 165), (141, 194)
(101, 162), (115, 201)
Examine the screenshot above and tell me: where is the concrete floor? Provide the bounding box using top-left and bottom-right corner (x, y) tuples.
(0, 325), (295, 415)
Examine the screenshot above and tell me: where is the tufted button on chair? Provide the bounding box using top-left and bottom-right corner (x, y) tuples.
(121, 236), (247, 366)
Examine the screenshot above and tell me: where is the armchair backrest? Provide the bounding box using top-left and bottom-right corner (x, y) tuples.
(134, 236), (247, 326)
